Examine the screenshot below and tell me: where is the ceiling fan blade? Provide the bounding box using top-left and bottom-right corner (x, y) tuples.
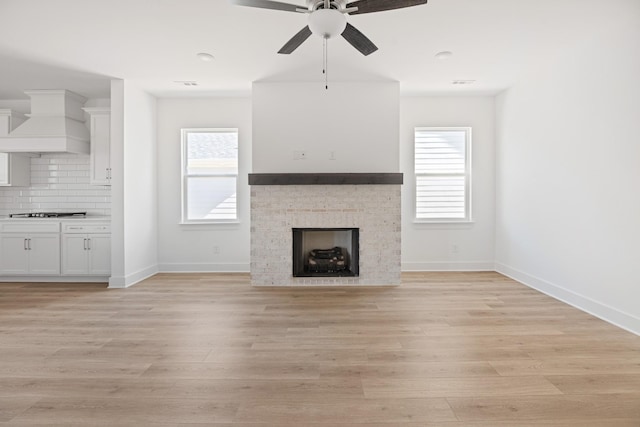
(278, 26), (313, 54)
(346, 0), (427, 15)
(341, 23), (378, 56)
(231, 0), (302, 13)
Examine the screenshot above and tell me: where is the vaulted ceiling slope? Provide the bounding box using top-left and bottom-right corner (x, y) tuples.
(0, 0), (627, 99)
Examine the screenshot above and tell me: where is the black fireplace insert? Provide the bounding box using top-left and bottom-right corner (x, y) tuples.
(292, 228), (359, 277)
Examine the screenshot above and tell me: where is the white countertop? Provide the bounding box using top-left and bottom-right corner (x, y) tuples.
(0, 216), (111, 222)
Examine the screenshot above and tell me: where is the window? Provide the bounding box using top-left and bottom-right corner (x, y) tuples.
(414, 127), (471, 222)
(181, 128), (238, 223)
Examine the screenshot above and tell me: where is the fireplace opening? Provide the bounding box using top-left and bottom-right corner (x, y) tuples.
(292, 228), (359, 277)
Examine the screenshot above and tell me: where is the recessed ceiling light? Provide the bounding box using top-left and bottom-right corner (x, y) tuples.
(452, 80), (476, 85)
(196, 52), (215, 62)
(435, 51), (453, 60)
(174, 81), (198, 86)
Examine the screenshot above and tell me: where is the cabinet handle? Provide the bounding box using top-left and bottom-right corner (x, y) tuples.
(87, 238), (91, 251)
(24, 238), (28, 251)
(28, 238), (31, 251)
(83, 238), (87, 251)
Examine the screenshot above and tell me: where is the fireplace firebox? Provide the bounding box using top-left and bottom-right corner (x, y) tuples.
(292, 228), (359, 277)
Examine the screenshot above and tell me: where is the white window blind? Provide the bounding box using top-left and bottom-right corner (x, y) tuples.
(414, 127), (471, 221)
(181, 128), (238, 223)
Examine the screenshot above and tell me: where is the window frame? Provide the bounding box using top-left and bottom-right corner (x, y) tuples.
(180, 127), (239, 225)
(414, 126), (472, 223)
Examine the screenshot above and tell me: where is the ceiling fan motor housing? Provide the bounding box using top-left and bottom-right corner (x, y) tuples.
(308, 8), (347, 39)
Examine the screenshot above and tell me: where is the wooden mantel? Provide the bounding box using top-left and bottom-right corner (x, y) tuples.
(248, 173), (403, 186)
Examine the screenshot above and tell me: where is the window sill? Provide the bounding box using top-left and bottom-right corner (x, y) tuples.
(412, 220), (475, 229)
(179, 221), (241, 229)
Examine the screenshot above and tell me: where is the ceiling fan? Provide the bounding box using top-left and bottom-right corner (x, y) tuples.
(231, 0), (428, 56)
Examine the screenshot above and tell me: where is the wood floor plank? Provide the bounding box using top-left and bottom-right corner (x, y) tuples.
(233, 398), (457, 423)
(447, 394), (640, 422)
(319, 361), (500, 379)
(490, 358), (640, 376)
(1, 271), (639, 425)
(362, 376), (563, 398)
(546, 374), (640, 395)
(9, 397), (238, 424)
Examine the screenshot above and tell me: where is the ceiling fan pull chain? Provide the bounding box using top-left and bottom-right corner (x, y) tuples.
(323, 37), (326, 75)
(324, 37), (329, 90)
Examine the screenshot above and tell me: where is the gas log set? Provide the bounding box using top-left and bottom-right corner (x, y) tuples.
(307, 247), (347, 273)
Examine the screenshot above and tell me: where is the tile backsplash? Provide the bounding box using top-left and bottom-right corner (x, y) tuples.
(0, 153), (111, 216)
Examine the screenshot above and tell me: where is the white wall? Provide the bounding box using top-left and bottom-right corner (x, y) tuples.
(400, 96), (495, 271)
(156, 97), (251, 272)
(154, 93), (493, 273)
(109, 80), (158, 287)
(252, 82), (399, 173)
(495, 1), (640, 333)
(109, 80), (125, 286)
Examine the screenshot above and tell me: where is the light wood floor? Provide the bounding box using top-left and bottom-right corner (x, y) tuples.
(1, 272), (639, 426)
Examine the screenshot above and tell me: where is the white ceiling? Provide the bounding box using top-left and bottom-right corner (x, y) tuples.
(0, 0), (608, 100)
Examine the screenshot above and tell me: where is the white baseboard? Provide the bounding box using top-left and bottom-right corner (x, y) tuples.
(108, 264), (159, 288)
(158, 263), (250, 273)
(402, 261), (495, 271)
(496, 262), (640, 336)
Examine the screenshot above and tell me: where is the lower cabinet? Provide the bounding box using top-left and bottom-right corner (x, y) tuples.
(0, 221), (110, 278)
(62, 233), (111, 275)
(61, 223), (111, 276)
(0, 233), (61, 275)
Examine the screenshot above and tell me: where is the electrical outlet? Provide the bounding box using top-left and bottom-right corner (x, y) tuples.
(451, 244), (459, 254)
(293, 150), (307, 160)
(329, 151), (336, 160)
(212, 246), (220, 255)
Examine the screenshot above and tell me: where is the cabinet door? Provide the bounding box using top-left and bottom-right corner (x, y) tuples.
(61, 234), (89, 275)
(90, 113), (111, 185)
(87, 234), (111, 275)
(0, 153), (8, 185)
(0, 234), (29, 274)
(28, 234), (61, 275)
(0, 153), (30, 187)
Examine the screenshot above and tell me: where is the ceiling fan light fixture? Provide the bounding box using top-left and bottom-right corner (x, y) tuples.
(308, 9), (347, 39)
(196, 52), (215, 62)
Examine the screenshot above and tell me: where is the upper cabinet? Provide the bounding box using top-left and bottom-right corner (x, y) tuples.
(83, 107), (111, 186)
(0, 109), (30, 187)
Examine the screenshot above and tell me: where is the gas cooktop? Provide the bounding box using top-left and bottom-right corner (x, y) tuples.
(9, 212), (87, 218)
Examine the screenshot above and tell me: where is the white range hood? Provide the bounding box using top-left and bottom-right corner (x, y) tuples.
(0, 90), (90, 154)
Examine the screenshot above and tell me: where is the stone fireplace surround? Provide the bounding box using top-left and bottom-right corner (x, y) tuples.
(249, 173), (402, 286)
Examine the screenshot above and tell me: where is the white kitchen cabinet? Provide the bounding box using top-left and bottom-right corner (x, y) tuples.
(0, 152), (30, 186)
(62, 223), (111, 275)
(0, 109), (30, 187)
(83, 107), (111, 185)
(0, 233), (61, 275)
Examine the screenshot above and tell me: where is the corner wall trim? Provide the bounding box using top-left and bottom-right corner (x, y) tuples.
(108, 264), (159, 288)
(495, 262), (640, 336)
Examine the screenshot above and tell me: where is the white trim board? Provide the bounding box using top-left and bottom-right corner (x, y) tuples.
(158, 263), (250, 273)
(496, 263), (640, 336)
(402, 261), (494, 271)
(108, 264), (159, 288)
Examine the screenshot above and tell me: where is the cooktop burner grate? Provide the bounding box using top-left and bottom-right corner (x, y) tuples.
(9, 212), (87, 218)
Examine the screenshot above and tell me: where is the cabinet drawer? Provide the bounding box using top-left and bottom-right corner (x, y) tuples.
(62, 223), (110, 233)
(0, 222), (60, 233)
